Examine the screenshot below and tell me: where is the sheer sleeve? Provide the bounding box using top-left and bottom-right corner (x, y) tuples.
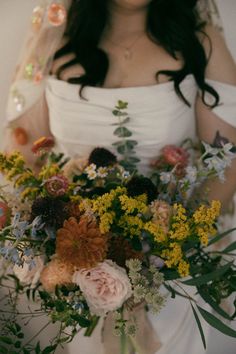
(3, 0), (72, 167)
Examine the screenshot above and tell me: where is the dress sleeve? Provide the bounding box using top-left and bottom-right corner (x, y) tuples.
(204, 79), (236, 128)
(3, 0), (72, 166)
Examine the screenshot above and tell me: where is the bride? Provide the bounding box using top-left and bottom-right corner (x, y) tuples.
(4, 0), (236, 353)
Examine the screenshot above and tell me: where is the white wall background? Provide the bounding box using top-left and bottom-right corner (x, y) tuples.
(0, 1), (236, 354)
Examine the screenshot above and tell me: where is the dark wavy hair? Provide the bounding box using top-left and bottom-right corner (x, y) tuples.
(54, 0), (219, 107)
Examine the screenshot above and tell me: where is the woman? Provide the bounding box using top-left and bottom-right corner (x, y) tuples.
(4, 0), (236, 353)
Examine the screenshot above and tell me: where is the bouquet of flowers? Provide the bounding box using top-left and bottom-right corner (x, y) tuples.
(0, 101), (236, 354)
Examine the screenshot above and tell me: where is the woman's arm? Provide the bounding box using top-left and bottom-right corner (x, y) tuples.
(196, 25), (236, 211)
(4, 93), (52, 170)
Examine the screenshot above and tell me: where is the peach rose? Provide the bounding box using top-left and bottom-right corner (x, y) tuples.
(40, 258), (73, 292)
(72, 260), (132, 316)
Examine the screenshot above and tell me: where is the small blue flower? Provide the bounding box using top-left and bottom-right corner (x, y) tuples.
(31, 216), (45, 238)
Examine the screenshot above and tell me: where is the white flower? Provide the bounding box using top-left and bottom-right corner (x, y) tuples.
(13, 256), (45, 287)
(72, 260), (132, 316)
(85, 164), (97, 180)
(185, 166), (197, 184)
(97, 167), (108, 178)
(201, 142), (219, 156)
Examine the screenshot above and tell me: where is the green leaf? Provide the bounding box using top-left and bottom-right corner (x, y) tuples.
(14, 341), (21, 349)
(131, 237), (142, 251)
(197, 305), (236, 337)
(223, 241), (236, 253)
(208, 228), (236, 246)
(23, 349), (30, 354)
(42, 344), (57, 354)
(55, 300), (66, 312)
(190, 303), (206, 349)
(116, 100), (128, 110)
(114, 127), (132, 138)
(117, 145), (128, 155)
(113, 140), (137, 149)
(126, 140), (138, 149)
(71, 314), (91, 328)
(35, 341), (41, 354)
(164, 283), (189, 300)
(182, 262), (233, 286)
(0, 337), (13, 345)
(161, 269), (179, 281)
(0, 345), (8, 353)
(197, 287), (232, 320)
(112, 110), (127, 117)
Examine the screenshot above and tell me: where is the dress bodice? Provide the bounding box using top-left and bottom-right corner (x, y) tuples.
(45, 75), (198, 174)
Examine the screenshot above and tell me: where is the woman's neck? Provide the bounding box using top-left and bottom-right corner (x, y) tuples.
(105, 2), (148, 39)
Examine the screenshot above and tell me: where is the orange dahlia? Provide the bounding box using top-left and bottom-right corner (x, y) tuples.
(56, 216), (108, 269)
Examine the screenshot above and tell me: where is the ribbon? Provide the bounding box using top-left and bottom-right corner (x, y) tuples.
(102, 304), (162, 354)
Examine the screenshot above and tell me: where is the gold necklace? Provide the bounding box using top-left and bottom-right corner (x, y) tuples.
(107, 32), (145, 60)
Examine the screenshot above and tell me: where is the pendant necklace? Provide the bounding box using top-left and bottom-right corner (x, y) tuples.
(107, 32), (145, 60)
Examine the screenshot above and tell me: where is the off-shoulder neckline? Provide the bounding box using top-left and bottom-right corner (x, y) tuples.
(47, 74), (195, 92)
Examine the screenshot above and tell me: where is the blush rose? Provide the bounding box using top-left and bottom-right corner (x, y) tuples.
(72, 260), (132, 316)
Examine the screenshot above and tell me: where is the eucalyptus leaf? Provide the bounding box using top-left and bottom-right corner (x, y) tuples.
(182, 262), (233, 286)
(197, 305), (236, 338)
(114, 127), (132, 138)
(116, 100), (128, 109)
(126, 140), (138, 149)
(190, 303), (206, 349)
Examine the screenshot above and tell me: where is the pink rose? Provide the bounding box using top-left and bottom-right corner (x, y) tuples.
(72, 260), (132, 316)
(162, 145), (189, 167)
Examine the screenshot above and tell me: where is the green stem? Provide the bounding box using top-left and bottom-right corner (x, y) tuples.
(120, 329), (129, 354)
(84, 316), (100, 337)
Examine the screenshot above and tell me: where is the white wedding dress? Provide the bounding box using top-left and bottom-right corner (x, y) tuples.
(44, 74), (236, 354)
(4, 73), (236, 354)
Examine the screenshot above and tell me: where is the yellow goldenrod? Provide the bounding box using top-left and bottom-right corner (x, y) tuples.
(178, 260), (190, 277)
